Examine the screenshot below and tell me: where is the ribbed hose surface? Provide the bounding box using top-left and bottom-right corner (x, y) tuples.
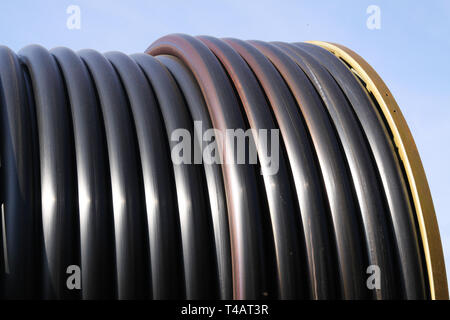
(0, 34), (428, 299)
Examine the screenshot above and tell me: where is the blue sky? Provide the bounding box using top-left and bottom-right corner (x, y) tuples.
(1, 0), (449, 282)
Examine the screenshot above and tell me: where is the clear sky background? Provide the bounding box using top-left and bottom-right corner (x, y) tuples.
(1, 0), (449, 282)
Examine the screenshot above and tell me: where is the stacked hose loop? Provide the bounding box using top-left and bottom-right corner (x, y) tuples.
(0, 34), (446, 300)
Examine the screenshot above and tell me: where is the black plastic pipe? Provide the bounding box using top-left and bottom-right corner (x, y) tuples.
(0, 35), (431, 300)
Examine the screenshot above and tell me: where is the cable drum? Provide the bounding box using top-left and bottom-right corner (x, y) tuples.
(0, 35), (447, 300)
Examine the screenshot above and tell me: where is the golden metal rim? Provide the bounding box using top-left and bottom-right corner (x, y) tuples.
(307, 41), (448, 300)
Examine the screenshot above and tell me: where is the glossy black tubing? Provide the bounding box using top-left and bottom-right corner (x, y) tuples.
(157, 54), (232, 299)
(19, 45), (80, 299)
(51, 47), (116, 299)
(198, 36), (306, 299)
(225, 38), (368, 299)
(147, 34), (275, 299)
(133, 53), (218, 299)
(253, 41), (399, 299)
(0, 36), (434, 300)
(296, 43), (427, 299)
(21, 57), (43, 296)
(105, 52), (184, 299)
(275, 42), (405, 298)
(79, 50), (151, 299)
(0, 47), (39, 298)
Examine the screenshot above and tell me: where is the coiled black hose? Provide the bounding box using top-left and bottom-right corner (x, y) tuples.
(0, 35), (441, 299)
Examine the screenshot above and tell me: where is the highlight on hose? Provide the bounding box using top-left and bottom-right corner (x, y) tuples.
(0, 34), (447, 300)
